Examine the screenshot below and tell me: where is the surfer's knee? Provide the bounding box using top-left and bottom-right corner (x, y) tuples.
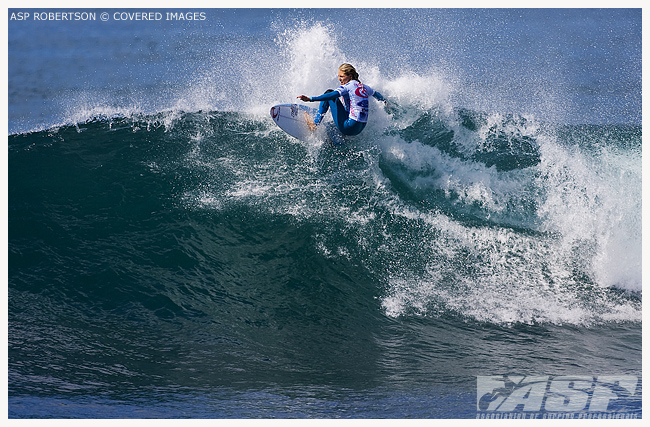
(341, 119), (365, 136)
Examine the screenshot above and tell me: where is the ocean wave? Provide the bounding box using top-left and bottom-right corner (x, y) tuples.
(10, 102), (640, 328)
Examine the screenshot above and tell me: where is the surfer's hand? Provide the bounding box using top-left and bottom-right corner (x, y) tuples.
(297, 95), (311, 102)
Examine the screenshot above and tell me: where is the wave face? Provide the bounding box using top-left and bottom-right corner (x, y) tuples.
(8, 9), (641, 418)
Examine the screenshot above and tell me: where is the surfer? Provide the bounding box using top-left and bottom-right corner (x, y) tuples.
(297, 63), (387, 136)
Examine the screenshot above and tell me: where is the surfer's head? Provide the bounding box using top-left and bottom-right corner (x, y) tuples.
(338, 63), (359, 83)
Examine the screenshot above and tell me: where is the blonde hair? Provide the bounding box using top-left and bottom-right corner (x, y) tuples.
(339, 63), (360, 82)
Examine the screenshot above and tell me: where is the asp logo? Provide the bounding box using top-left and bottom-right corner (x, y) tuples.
(477, 375), (639, 415)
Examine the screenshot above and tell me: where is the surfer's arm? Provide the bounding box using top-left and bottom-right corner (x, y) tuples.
(371, 90), (391, 112)
(302, 91), (341, 103)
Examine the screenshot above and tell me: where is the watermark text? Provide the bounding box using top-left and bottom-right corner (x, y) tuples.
(477, 375), (640, 419)
(9, 11), (207, 22)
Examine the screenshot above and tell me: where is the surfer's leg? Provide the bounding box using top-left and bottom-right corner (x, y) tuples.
(341, 118), (366, 136)
(321, 94), (366, 136)
(329, 98), (350, 132)
(315, 89), (336, 125)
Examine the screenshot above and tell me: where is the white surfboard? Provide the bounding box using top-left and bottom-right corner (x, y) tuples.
(270, 103), (319, 141)
(270, 103), (347, 145)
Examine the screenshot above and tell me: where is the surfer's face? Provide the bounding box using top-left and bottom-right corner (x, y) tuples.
(338, 70), (351, 85)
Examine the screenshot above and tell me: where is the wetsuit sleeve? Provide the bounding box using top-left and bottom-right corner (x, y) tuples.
(372, 91), (385, 102)
(310, 91), (341, 102)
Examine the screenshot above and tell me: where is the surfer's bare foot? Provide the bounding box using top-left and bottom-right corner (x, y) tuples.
(304, 111), (317, 131)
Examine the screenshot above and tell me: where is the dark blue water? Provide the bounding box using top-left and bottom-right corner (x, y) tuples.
(8, 8), (641, 418)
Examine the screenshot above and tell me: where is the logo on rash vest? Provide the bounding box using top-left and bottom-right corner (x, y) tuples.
(355, 85), (368, 98)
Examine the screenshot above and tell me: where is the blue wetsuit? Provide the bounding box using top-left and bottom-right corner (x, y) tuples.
(310, 80), (385, 136)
